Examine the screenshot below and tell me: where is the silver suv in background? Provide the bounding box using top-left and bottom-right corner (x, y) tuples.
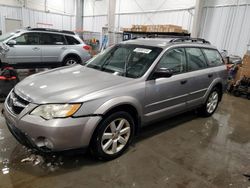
(3, 37), (227, 160)
(0, 28), (91, 68)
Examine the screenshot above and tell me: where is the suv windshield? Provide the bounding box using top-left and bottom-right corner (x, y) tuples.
(0, 32), (15, 42)
(84, 44), (162, 78)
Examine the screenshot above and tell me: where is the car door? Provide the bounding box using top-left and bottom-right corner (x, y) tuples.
(40, 33), (67, 63)
(5, 32), (41, 64)
(144, 47), (190, 123)
(184, 47), (213, 109)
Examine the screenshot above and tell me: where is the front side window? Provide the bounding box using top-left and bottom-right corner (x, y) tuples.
(186, 48), (207, 71)
(40, 33), (66, 45)
(202, 49), (224, 67)
(84, 44), (162, 78)
(156, 48), (186, 74)
(14, 33), (40, 45)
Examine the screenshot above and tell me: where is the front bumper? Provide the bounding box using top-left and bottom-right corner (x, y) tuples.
(2, 101), (102, 152)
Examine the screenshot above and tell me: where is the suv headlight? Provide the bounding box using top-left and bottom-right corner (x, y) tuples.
(31, 104), (81, 120)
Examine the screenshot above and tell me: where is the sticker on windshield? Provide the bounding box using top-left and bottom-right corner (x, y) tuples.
(133, 48), (152, 54)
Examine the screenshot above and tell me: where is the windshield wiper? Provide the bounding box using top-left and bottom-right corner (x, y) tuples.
(87, 64), (101, 70)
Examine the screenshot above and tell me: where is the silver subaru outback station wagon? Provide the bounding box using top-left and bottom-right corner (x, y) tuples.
(0, 28), (91, 68)
(2, 37), (227, 160)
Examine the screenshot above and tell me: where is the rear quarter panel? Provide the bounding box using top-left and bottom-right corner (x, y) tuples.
(203, 65), (228, 103)
(59, 45), (91, 63)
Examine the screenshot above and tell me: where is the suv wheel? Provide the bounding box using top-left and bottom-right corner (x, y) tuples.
(90, 111), (134, 160)
(63, 57), (79, 66)
(199, 88), (220, 117)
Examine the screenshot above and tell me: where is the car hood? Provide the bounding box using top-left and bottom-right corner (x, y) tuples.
(14, 65), (132, 104)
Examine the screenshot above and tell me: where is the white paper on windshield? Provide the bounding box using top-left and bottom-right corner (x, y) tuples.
(133, 48), (152, 54)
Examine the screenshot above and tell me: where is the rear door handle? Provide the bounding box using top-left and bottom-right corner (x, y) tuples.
(61, 47), (67, 50)
(32, 47), (40, 51)
(208, 74), (213, 78)
(180, 80), (187, 85)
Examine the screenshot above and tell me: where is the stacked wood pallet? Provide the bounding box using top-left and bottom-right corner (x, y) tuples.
(122, 24), (188, 33)
(235, 52), (250, 81)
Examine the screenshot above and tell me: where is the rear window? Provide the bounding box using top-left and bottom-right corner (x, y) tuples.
(65, 36), (80, 45)
(203, 49), (224, 67)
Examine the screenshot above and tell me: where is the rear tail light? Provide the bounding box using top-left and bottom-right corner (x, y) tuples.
(0, 76), (17, 80)
(83, 45), (91, 51)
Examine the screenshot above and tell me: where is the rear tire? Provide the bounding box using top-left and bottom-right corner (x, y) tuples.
(90, 111), (135, 161)
(199, 88), (220, 117)
(63, 56), (80, 66)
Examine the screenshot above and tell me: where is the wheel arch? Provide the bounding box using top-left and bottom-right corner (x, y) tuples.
(94, 97), (143, 135)
(102, 104), (141, 134)
(213, 82), (223, 101)
(205, 79), (225, 102)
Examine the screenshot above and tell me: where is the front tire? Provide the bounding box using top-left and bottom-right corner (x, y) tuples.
(90, 111), (135, 161)
(199, 88), (220, 117)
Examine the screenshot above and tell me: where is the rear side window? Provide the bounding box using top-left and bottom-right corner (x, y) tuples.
(65, 36), (80, 45)
(157, 48), (186, 74)
(40, 33), (66, 45)
(202, 49), (224, 67)
(185, 48), (207, 71)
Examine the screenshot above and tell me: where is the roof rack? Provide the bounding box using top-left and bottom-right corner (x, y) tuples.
(26, 27), (75, 35)
(169, 37), (210, 44)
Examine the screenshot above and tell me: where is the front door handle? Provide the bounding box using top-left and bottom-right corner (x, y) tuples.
(32, 47), (40, 51)
(180, 80), (187, 85)
(208, 74), (213, 78)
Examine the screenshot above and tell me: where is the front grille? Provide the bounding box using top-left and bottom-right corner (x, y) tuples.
(7, 91), (30, 115)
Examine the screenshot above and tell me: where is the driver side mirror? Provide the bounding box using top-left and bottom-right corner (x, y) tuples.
(7, 40), (17, 46)
(152, 68), (173, 79)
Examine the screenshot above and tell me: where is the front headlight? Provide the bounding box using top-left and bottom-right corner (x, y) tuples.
(31, 104), (81, 120)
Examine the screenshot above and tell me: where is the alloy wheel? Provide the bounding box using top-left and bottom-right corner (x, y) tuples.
(65, 59), (77, 66)
(206, 91), (219, 114)
(101, 118), (131, 155)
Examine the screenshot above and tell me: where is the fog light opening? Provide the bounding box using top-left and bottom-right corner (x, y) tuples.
(44, 138), (53, 149)
(35, 137), (53, 150)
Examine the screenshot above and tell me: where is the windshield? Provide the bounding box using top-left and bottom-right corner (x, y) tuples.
(0, 32), (15, 42)
(84, 44), (162, 78)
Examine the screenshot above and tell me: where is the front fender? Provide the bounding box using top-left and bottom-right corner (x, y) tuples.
(94, 96), (143, 117)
